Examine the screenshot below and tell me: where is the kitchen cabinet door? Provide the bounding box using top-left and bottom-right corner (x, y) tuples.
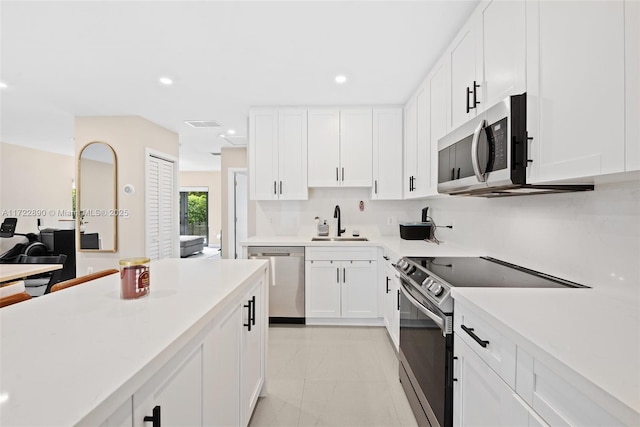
(203, 302), (241, 427)
(430, 58), (449, 192)
(241, 278), (266, 427)
(99, 398), (132, 427)
(626, 0), (640, 171)
(341, 260), (377, 319)
(340, 109), (373, 187)
(249, 109), (279, 200)
(526, 0), (625, 183)
(414, 81), (435, 198)
(382, 261), (400, 351)
(305, 260), (342, 318)
(372, 108), (403, 200)
(449, 17), (479, 130)
(453, 335), (535, 427)
(133, 345), (203, 427)
(278, 109), (308, 199)
(403, 95), (418, 197)
(478, 0), (526, 112)
(308, 109), (341, 187)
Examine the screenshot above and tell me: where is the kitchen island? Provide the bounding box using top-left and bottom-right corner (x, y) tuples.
(0, 258), (269, 426)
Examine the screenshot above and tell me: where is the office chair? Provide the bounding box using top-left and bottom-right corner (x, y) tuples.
(15, 254), (67, 296)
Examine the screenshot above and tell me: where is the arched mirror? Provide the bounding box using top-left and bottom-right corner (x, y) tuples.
(77, 142), (117, 252)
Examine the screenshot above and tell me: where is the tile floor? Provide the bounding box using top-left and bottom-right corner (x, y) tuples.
(249, 326), (418, 427)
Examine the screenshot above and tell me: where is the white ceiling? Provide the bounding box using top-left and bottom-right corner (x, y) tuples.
(0, 0), (478, 171)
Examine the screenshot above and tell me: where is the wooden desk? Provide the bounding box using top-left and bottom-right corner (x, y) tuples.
(0, 264), (63, 283)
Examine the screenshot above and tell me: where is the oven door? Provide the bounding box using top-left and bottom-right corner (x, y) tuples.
(399, 279), (453, 427)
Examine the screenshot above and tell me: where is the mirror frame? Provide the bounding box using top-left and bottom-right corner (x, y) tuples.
(77, 141), (118, 252)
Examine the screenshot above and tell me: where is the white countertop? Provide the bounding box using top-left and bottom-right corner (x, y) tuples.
(451, 287), (640, 425)
(241, 235), (478, 259)
(0, 258), (268, 426)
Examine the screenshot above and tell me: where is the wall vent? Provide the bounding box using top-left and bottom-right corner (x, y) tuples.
(185, 120), (222, 128)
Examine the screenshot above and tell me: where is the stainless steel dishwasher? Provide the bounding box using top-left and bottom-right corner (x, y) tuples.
(247, 246), (305, 324)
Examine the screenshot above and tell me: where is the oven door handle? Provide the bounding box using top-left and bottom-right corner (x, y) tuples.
(399, 281), (445, 332)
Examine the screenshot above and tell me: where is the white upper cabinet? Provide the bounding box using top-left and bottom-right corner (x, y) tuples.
(403, 95), (418, 197)
(278, 109), (308, 199)
(448, 17), (480, 130)
(430, 57), (450, 192)
(372, 108), (403, 200)
(249, 108), (308, 200)
(626, 0), (640, 172)
(307, 109), (341, 187)
(308, 108), (373, 187)
(526, 0), (626, 183)
(340, 109), (373, 187)
(478, 0), (526, 111)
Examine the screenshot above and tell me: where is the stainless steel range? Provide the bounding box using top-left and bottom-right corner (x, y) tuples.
(394, 256), (586, 427)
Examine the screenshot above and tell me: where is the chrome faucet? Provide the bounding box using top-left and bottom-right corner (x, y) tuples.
(333, 205), (346, 237)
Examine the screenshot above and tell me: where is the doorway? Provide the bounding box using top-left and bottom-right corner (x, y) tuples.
(179, 187), (209, 245)
(227, 169), (248, 259)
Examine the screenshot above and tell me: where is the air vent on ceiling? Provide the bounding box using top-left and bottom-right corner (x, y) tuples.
(185, 120), (222, 128)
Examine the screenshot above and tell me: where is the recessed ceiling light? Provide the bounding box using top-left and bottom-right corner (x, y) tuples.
(335, 75), (347, 84)
(0, 82), (7, 89)
(159, 77), (173, 85)
(227, 129), (236, 135)
(218, 133), (226, 138)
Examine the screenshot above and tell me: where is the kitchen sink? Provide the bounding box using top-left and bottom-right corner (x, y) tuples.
(311, 237), (369, 241)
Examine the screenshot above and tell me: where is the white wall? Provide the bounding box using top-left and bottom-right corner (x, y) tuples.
(427, 178), (640, 296)
(0, 142), (75, 231)
(75, 116), (179, 274)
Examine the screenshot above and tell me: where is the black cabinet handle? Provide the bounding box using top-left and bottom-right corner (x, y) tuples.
(342, 167), (344, 182)
(456, 168), (461, 179)
(386, 276), (390, 293)
(343, 268), (346, 283)
(466, 86), (472, 113)
(383, 255), (390, 261)
(273, 181), (277, 195)
(461, 324), (489, 348)
(244, 300), (252, 332)
(337, 268), (340, 283)
(473, 81), (480, 108)
(451, 168), (455, 181)
(143, 405), (161, 427)
(279, 181), (282, 194)
(374, 180), (378, 194)
(336, 167), (339, 182)
(397, 289), (400, 310)
(250, 295), (256, 326)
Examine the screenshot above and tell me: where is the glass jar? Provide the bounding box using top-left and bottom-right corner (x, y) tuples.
(119, 257), (150, 299)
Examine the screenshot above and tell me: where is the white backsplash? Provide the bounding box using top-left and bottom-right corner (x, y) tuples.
(255, 188), (425, 238)
(427, 179), (640, 295)
(254, 180), (640, 294)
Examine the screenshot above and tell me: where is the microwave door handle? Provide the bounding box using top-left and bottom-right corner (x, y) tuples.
(399, 281), (446, 333)
(471, 119), (487, 183)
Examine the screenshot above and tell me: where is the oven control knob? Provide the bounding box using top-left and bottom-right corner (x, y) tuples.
(432, 284), (444, 296)
(422, 278), (433, 288)
(406, 265), (416, 275)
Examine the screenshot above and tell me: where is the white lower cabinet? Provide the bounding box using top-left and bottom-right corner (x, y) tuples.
(453, 335), (548, 427)
(454, 300), (629, 427)
(133, 345), (203, 427)
(382, 258), (399, 350)
(305, 247), (378, 323)
(100, 275), (267, 427)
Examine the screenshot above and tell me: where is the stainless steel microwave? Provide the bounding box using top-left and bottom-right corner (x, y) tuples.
(437, 93), (593, 197)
